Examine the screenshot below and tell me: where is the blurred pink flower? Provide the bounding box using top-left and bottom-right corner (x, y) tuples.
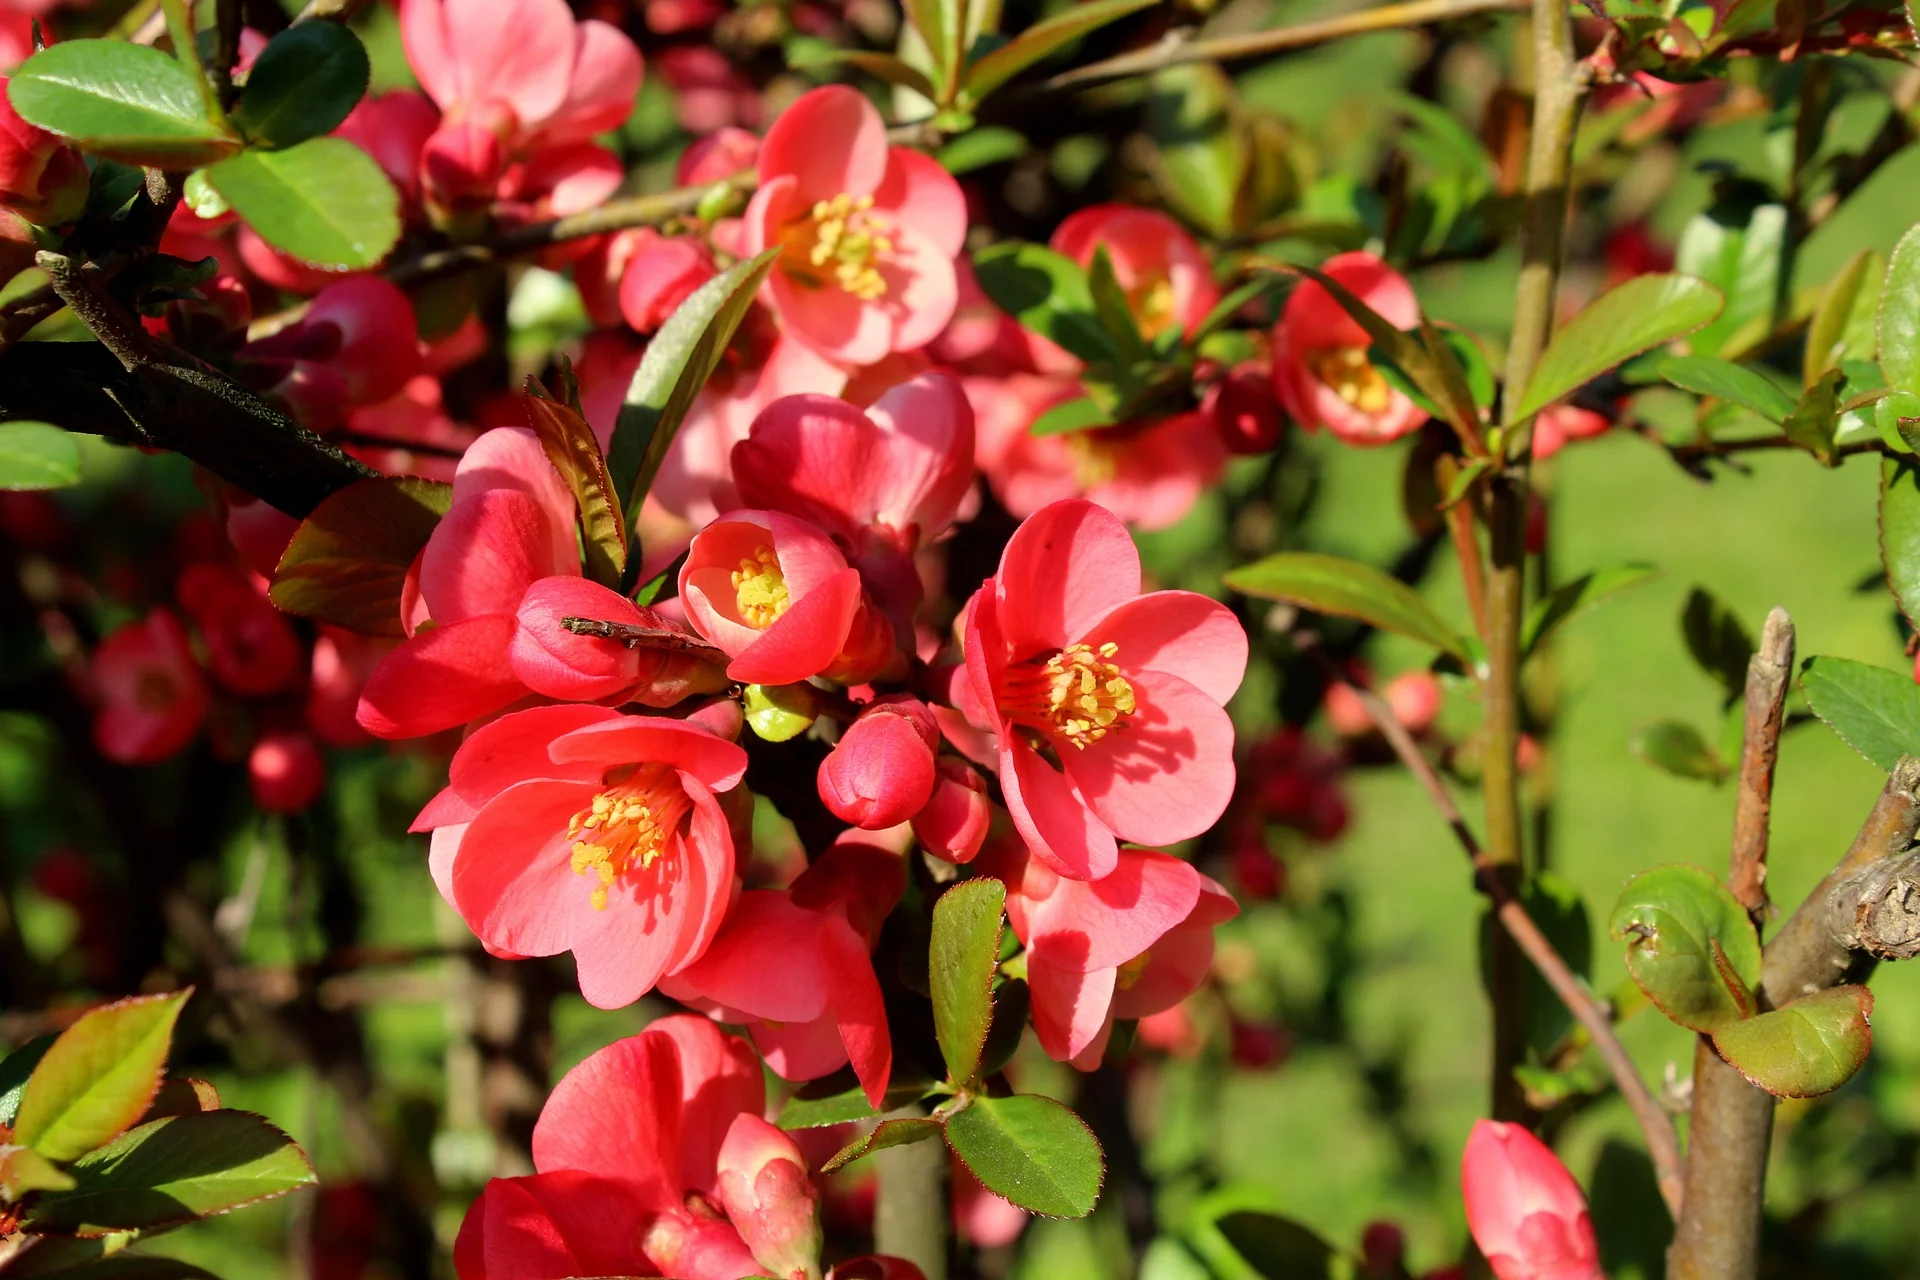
(1461, 1121), (1605, 1280)
(89, 609), (209, 765)
(1273, 251), (1426, 446)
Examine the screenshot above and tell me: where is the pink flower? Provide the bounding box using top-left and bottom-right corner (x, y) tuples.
(663, 833), (899, 1105)
(910, 757), (990, 865)
(335, 90), (439, 211)
(716, 1115), (824, 1280)
(89, 609), (209, 765)
(678, 125), (759, 186)
(414, 705), (747, 1008)
(1272, 252), (1427, 446)
(955, 499), (1247, 880)
(1461, 1121), (1606, 1280)
(175, 562), (302, 698)
(744, 85), (965, 365)
(249, 731), (326, 814)
(817, 695), (938, 830)
(239, 278), (423, 431)
(678, 509), (891, 687)
(1531, 404), (1611, 460)
(1051, 205), (1220, 341)
(0, 75), (87, 225)
(1205, 362), (1283, 455)
(306, 628), (387, 749)
(982, 837), (1237, 1066)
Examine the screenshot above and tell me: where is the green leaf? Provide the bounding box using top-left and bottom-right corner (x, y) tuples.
(1143, 63), (1246, 239)
(1086, 246), (1148, 361)
(14, 992), (189, 1163)
(1807, 248), (1882, 385)
(0, 1037), (53, 1128)
(1880, 222), (1920, 393)
(1512, 274), (1724, 421)
(1781, 368), (1843, 466)
(777, 1073), (940, 1130)
(930, 879), (1006, 1086)
(1029, 396), (1114, 437)
(1799, 655), (1920, 771)
(1674, 187), (1786, 358)
(943, 1094), (1103, 1218)
(9, 41), (240, 168)
(1608, 865), (1760, 1034)
(971, 242), (1119, 365)
(1191, 274), (1287, 342)
(1224, 552), (1471, 662)
(937, 125), (1028, 174)
(269, 476), (450, 637)
(1875, 391), (1920, 456)
(1518, 871), (1593, 1059)
(1631, 720), (1729, 782)
(1654, 355), (1798, 423)
(1711, 985), (1874, 1099)
(606, 248), (780, 547)
(231, 23), (369, 148)
(1, 1144), (76, 1201)
(962, 0), (1158, 102)
(902, 0), (959, 97)
(820, 1117), (945, 1173)
(793, 48), (938, 100)
(1883, 456), (1920, 629)
(1682, 587), (1754, 705)
(0, 421), (81, 490)
(204, 137), (400, 270)
(3, 1241), (221, 1280)
(1521, 564), (1658, 657)
(524, 393), (625, 588)
(1213, 1211), (1341, 1280)
(26, 1111), (316, 1236)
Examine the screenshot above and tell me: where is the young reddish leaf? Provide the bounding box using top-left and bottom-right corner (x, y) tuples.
(929, 878), (1005, 1087)
(943, 1093), (1104, 1219)
(1224, 551), (1472, 663)
(820, 1117), (944, 1173)
(24, 1110), (317, 1236)
(1711, 985), (1874, 1098)
(523, 394), (627, 589)
(269, 476), (451, 637)
(12, 991), (190, 1162)
(1608, 865), (1760, 1034)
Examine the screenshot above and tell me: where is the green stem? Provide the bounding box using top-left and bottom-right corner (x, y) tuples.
(158, 0), (224, 129)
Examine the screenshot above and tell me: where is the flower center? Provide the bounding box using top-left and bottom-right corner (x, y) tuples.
(731, 544), (790, 630)
(1307, 346), (1392, 413)
(1130, 276), (1175, 338)
(1065, 431), (1118, 489)
(1000, 642), (1138, 750)
(566, 763), (690, 910)
(1115, 950), (1152, 990)
(787, 192), (894, 300)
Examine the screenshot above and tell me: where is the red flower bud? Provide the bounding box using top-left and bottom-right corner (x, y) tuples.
(176, 563), (303, 698)
(818, 696), (937, 830)
(0, 78), (89, 226)
(619, 235), (717, 333)
(1206, 362), (1283, 454)
(715, 1113), (823, 1280)
(910, 757), (990, 863)
(1460, 1120), (1603, 1280)
(249, 731), (326, 814)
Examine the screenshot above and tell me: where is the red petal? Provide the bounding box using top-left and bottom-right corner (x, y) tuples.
(357, 615), (526, 739)
(1000, 738), (1118, 882)
(993, 499), (1141, 658)
(1066, 669), (1236, 847)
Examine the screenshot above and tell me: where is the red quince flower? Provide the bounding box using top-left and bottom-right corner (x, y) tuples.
(89, 608), (210, 766)
(239, 277), (423, 431)
(175, 562), (303, 698)
(0, 74), (88, 226)
(744, 85), (965, 365)
(1273, 251), (1427, 446)
(1051, 204), (1220, 341)
(413, 705), (747, 1008)
(1461, 1120), (1606, 1280)
(956, 499), (1247, 880)
(1532, 404), (1611, 459)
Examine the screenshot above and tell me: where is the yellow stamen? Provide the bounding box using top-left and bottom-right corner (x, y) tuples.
(1000, 641), (1137, 750)
(565, 763), (690, 910)
(1116, 950), (1152, 990)
(730, 545), (790, 630)
(1307, 346), (1392, 414)
(787, 192), (893, 300)
(1130, 276), (1175, 339)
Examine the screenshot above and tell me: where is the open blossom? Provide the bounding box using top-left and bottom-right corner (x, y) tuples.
(414, 705), (746, 1008)
(1273, 251), (1426, 445)
(176, 562), (302, 698)
(88, 609), (209, 765)
(1051, 205), (1220, 341)
(1461, 1121), (1606, 1280)
(954, 499), (1247, 880)
(982, 837), (1237, 1067)
(745, 85), (965, 365)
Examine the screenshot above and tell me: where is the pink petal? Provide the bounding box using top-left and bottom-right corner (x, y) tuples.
(514, 141), (625, 218)
(750, 1015), (850, 1083)
(646, 1014), (766, 1200)
(1027, 955), (1117, 1062)
(993, 499), (1141, 658)
(771, 263), (894, 367)
(397, 0), (459, 110)
(1279, 250), (1421, 350)
(428, 824), (466, 905)
(1025, 848), (1201, 973)
(356, 615), (526, 739)
(819, 913), (892, 1107)
(731, 394), (878, 538)
(441, 0), (574, 129)
(449, 778), (596, 958)
(660, 777), (738, 975)
(873, 148), (967, 259)
(566, 845), (694, 1008)
(534, 19), (643, 143)
(758, 85), (887, 207)
(1111, 920), (1214, 1019)
(1081, 591), (1248, 705)
(727, 566), (862, 685)
(511, 576), (647, 701)
(1066, 669), (1237, 847)
(532, 1031), (684, 1205)
(876, 221), (959, 356)
(413, 703), (613, 831)
(549, 714), (748, 791)
(455, 1171), (653, 1279)
(1000, 738), (1118, 882)
(671, 892), (834, 1023)
(420, 489), (563, 625)
(864, 371), (976, 541)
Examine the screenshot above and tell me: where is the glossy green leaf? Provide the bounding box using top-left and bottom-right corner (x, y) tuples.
(1512, 274), (1724, 421)
(777, 1072), (940, 1130)
(1711, 985), (1874, 1099)
(793, 48), (937, 100)
(607, 248), (780, 549)
(1631, 720), (1728, 782)
(1781, 368), (1843, 465)
(943, 1093), (1103, 1218)
(937, 125), (1028, 174)
(269, 476), (450, 637)
(1224, 552), (1471, 662)
(26, 1111), (316, 1236)
(1681, 586), (1753, 705)
(204, 137), (399, 269)
(1213, 1211), (1342, 1280)
(1883, 456), (1920, 629)
(1029, 396), (1114, 437)
(962, 0), (1157, 102)
(1879, 221), (1920, 392)
(1799, 655), (1920, 771)
(1674, 187), (1785, 358)
(1807, 248), (1881, 385)
(971, 242), (1119, 365)
(1521, 564), (1658, 657)
(1144, 63), (1245, 239)
(0, 421), (81, 490)
(9, 41), (239, 168)
(524, 393), (625, 587)
(1875, 391), (1920, 456)
(930, 879), (1005, 1086)
(14, 992), (189, 1163)
(1654, 355), (1797, 422)
(1609, 865), (1760, 1034)
(821, 1117), (945, 1173)
(231, 22), (369, 148)
(1, 1144), (75, 1201)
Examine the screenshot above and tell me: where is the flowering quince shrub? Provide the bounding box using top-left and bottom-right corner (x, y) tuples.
(9, 0), (1920, 1278)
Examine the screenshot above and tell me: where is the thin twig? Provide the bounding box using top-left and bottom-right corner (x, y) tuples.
(1729, 608), (1795, 917)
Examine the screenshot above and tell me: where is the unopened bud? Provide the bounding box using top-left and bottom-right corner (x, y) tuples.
(910, 757), (990, 863)
(818, 696), (937, 830)
(715, 1113), (823, 1280)
(249, 732), (326, 814)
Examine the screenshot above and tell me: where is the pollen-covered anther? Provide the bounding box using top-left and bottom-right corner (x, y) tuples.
(805, 193), (893, 301)
(565, 764), (689, 910)
(1308, 345), (1392, 414)
(730, 545), (790, 630)
(1002, 641), (1138, 749)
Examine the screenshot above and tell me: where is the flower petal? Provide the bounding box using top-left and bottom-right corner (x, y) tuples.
(421, 489), (563, 625)
(449, 778), (596, 958)
(1066, 669), (1237, 847)
(758, 85), (888, 206)
(646, 1014), (766, 1200)
(421, 704), (614, 830)
(1027, 955), (1116, 1063)
(1024, 848), (1202, 973)
(1000, 738), (1118, 882)
(993, 499), (1141, 657)
(549, 715), (748, 791)
(873, 148), (967, 259)
(532, 1030), (684, 1205)
(671, 892), (834, 1023)
(727, 566), (862, 685)
(357, 614), (526, 739)
(819, 912), (892, 1107)
(1082, 590), (1247, 705)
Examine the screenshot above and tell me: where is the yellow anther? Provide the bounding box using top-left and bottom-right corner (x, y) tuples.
(1000, 642), (1138, 750)
(730, 544), (790, 630)
(1307, 346), (1392, 414)
(789, 192), (892, 300)
(564, 763), (689, 910)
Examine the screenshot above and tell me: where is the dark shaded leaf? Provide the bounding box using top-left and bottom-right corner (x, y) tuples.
(971, 242), (1119, 364)
(962, 0), (1157, 102)
(269, 476), (451, 637)
(1214, 1211), (1341, 1279)
(1631, 720), (1728, 782)
(1681, 587), (1753, 704)
(1522, 564), (1658, 658)
(230, 22), (369, 148)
